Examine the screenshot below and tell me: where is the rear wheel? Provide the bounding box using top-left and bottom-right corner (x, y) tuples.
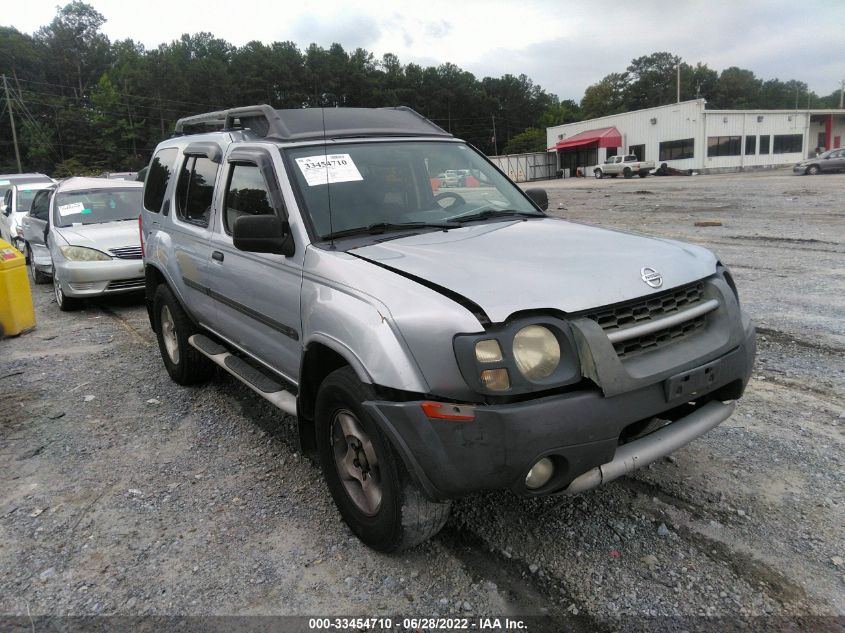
(623, 167), (633, 179)
(27, 246), (49, 284)
(593, 169), (603, 179)
(806, 165), (820, 175)
(153, 285), (215, 385)
(316, 367), (451, 552)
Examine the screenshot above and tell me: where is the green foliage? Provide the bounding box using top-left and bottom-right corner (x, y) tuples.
(52, 157), (100, 178)
(502, 128), (546, 154)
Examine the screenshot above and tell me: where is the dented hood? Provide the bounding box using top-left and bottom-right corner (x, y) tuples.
(351, 218), (717, 323)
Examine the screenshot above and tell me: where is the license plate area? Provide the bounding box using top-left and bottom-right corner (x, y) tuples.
(664, 357), (722, 403)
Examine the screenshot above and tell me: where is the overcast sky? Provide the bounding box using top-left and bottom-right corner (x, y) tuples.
(4, 0), (844, 101)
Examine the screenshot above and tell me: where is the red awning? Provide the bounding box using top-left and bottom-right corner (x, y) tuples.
(549, 126), (622, 151)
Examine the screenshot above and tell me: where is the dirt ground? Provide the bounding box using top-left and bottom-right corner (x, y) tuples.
(1, 168), (843, 631)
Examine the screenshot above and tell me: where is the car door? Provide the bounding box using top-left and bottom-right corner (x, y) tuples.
(831, 149), (845, 172)
(206, 146), (303, 383)
(166, 143), (223, 327)
(21, 188), (53, 249)
(0, 189), (12, 241)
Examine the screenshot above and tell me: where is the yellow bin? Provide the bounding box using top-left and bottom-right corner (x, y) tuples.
(0, 238), (36, 337)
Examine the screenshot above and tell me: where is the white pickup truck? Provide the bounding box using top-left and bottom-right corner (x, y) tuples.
(594, 155), (655, 179)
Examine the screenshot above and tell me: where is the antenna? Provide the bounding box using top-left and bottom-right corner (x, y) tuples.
(321, 107), (335, 249)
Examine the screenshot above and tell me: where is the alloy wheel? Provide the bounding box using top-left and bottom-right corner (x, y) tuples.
(160, 305), (180, 365)
(331, 409), (383, 516)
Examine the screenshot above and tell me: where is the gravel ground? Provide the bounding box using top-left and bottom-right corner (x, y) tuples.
(1, 168), (843, 631)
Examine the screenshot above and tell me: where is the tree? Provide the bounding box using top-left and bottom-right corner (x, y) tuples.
(502, 128), (546, 154)
(580, 73), (628, 119)
(624, 52), (682, 109)
(711, 67), (762, 109)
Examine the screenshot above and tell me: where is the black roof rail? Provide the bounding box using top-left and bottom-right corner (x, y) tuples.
(172, 105), (451, 141)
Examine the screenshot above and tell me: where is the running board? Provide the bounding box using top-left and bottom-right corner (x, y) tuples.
(188, 334), (297, 416)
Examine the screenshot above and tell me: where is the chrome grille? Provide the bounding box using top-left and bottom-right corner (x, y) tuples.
(107, 277), (145, 290)
(585, 281), (709, 359)
(108, 246), (142, 259)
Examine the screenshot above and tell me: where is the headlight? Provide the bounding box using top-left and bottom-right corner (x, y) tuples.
(59, 246), (112, 262)
(513, 325), (560, 380)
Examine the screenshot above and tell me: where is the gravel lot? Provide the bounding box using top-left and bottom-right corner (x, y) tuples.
(1, 168), (843, 631)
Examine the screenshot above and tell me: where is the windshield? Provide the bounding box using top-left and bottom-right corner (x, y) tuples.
(54, 188), (142, 227)
(285, 141), (542, 239)
(17, 189), (42, 213)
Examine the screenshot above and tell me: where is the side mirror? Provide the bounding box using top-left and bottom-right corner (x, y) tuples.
(232, 214), (295, 257)
(524, 188), (549, 211)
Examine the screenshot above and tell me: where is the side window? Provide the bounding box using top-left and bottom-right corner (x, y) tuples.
(3, 190), (11, 213)
(143, 148), (178, 213)
(223, 164), (275, 234)
(175, 156), (219, 228)
(30, 190), (51, 221)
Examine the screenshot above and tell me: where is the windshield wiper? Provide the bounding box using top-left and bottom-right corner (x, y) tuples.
(446, 209), (542, 224)
(322, 221), (454, 240)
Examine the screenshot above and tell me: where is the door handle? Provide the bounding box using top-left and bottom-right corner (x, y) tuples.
(212, 251), (224, 262)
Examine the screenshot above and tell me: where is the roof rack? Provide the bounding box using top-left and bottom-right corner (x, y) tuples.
(173, 105), (451, 141)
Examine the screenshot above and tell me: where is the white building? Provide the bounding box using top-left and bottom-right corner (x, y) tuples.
(546, 99), (845, 175)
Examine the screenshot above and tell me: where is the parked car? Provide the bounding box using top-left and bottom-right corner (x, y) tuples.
(793, 148), (845, 175)
(0, 182), (56, 255)
(594, 155), (655, 179)
(0, 172), (53, 203)
(142, 105), (755, 552)
(99, 171), (139, 181)
(21, 177), (145, 310)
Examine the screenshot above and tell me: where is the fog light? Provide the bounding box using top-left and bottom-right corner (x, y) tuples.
(480, 368), (510, 391)
(525, 457), (554, 490)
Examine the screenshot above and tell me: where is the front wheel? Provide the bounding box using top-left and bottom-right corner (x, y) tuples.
(53, 272), (82, 311)
(593, 169), (603, 179)
(153, 285), (215, 385)
(806, 165), (820, 175)
(316, 367), (451, 552)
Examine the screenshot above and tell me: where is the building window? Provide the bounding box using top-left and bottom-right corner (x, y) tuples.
(744, 136), (756, 155)
(707, 136), (741, 157)
(659, 138), (694, 161)
(629, 144), (645, 161)
(760, 135), (770, 154)
(606, 147), (618, 159)
(773, 134), (803, 154)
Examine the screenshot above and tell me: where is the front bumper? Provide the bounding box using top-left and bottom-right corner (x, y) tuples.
(792, 165), (808, 174)
(365, 318), (755, 500)
(54, 258), (145, 298)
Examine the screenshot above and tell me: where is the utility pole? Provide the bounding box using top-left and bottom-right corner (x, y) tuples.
(676, 64), (681, 103)
(3, 74), (22, 173)
(840, 79), (844, 109)
(491, 114), (498, 156)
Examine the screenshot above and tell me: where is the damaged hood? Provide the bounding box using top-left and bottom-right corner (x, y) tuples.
(54, 221), (140, 252)
(351, 218), (717, 323)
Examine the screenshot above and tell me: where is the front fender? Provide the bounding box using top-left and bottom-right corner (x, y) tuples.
(301, 274), (429, 394)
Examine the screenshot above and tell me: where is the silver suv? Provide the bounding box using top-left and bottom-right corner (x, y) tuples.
(141, 105), (755, 552)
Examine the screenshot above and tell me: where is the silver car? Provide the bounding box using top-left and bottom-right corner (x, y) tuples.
(142, 105), (756, 552)
(23, 177), (145, 311)
(793, 148), (845, 175)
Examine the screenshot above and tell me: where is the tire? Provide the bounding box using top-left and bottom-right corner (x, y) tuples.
(316, 367), (451, 552)
(623, 167), (633, 179)
(53, 271), (82, 311)
(153, 284), (215, 385)
(806, 165), (820, 175)
(27, 245), (50, 284)
(593, 169), (603, 179)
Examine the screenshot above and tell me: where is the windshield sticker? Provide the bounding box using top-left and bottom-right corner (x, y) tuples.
(0, 180), (9, 185)
(295, 154), (363, 187)
(80, 208), (92, 214)
(58, 202), (86, 216)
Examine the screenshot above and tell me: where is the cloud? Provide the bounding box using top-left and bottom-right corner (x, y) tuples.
(289, 12), (382, 50)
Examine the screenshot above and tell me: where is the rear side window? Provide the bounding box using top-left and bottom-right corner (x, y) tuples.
(176, 156), (218, 228)
(223, 164), (275, 234)
(143, 148), (178, 213)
